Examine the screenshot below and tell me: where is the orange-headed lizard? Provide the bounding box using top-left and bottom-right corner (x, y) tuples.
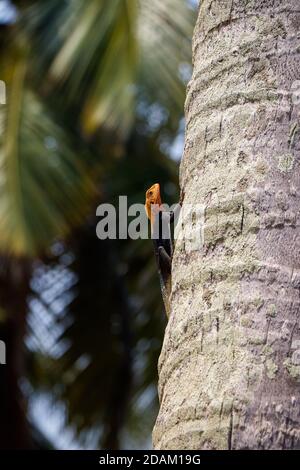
(145, 183), (174, 318)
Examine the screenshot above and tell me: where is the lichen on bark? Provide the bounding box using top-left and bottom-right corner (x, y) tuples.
(153, 0), (300, 450)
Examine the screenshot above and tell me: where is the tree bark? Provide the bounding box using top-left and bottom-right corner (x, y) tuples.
(153, 0), (300, 450)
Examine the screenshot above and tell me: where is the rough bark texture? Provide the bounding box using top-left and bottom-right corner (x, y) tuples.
(153, 0), (300, 450)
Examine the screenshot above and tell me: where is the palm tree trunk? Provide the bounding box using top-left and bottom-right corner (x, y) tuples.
(153, 0), (300, 450)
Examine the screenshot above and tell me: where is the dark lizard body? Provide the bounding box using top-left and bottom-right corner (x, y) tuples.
(145, 183), (174, 318)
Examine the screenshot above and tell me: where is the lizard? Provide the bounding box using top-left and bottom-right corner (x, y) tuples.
(145, 183), (174, 319)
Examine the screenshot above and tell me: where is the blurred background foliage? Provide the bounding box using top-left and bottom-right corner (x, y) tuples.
(0, 0), (196, 449)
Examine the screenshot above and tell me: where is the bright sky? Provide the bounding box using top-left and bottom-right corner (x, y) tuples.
(0, 0), (17, 24)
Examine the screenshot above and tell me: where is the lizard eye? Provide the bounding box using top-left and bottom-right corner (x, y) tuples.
(149, 191), (153, 196)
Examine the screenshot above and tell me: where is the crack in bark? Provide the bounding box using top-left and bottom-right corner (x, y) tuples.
(228, 404), (234, 450)
(240, 204), (245, 233)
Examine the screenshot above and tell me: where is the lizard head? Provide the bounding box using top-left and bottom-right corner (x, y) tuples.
(145, 183), (162, 221)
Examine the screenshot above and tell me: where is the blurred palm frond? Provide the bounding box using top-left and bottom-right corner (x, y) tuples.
(0, 40), (96, 256)
(24, 0), (194, 136)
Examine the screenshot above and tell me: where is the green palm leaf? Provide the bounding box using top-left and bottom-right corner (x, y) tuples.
(24, 0), (195, 136)
(0, 44), (95, 256)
